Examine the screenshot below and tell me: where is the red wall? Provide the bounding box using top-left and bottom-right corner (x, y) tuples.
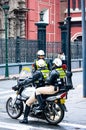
(25, 0), (61, 43)
(25, 0), (82, 43)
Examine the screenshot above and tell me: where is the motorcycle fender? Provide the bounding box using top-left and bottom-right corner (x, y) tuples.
(61, 104), (67, 112)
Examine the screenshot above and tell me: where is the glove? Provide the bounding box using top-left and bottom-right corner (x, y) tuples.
(54, 85), (59, 91)
(12, 85), (19, 91)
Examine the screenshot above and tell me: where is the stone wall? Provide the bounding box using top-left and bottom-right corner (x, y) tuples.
(0, 0), (28, 39)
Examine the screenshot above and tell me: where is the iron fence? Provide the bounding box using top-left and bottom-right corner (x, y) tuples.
(71, 41), (82, 59)
(0, 38), (82, 64)
(0, 39), (38, 64)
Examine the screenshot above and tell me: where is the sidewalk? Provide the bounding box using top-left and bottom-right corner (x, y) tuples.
(64, 83), (86, 126)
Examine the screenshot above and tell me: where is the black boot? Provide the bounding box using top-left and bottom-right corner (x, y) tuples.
(36, 95), (45, 110)
(19, 105), (30, 124)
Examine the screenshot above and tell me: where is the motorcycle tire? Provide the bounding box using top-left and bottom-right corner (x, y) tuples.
(6, 97), (23, 119)
(44, 102), (64, 125)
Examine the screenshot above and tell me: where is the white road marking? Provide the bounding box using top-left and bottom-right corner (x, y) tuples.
(0, 94), (15, 99)
(0, 90), (15, 99)
(0, 121), (31, 130)
(0, 90), (13, 94)
(0, 121), (86, 130)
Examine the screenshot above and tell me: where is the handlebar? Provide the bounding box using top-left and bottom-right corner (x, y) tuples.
(12, 85), (19, 91)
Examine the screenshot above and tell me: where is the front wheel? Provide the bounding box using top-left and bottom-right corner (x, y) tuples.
(6, 97), (23, 119)
(44, 102), (65, 125)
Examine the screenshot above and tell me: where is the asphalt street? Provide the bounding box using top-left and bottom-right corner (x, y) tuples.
(0, 71), (86, 130)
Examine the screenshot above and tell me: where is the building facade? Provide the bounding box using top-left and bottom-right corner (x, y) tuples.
(25, 0), (82, 43)
(68, 0), (82, 42)
(0, 0), (83, 64)
(0, 0), (82, 42)
(25, 0), (61, 43)
(0, 0), (27, 39)
(60, 0), (82, 42)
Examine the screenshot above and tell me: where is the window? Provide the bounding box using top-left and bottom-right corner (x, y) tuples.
(78, 0), (81, 10)
(41, 9), (49, 24)
(72, 0), (76, 10)
(0, 19), (1, 29)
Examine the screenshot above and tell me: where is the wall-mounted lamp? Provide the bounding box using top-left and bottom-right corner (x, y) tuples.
(40, 11), (44, 21)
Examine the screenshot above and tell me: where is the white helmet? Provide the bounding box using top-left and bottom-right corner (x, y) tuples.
(53, 58), (62, 67)
(37, 59), (46, 67)
(37, 50), (45, 56)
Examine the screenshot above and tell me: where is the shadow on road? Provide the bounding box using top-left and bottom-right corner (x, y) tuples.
(22, 120), (67, 130)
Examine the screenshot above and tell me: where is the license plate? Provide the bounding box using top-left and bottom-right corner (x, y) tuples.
(60, 99), (66, 104)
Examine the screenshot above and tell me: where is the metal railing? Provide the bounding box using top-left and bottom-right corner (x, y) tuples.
(0, 39), (82, 64)
(71, 59), (82, 69)
(0, 59), (83, 76)
(0, 62), (33, 76)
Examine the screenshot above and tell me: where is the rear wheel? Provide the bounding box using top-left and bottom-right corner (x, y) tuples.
(6, 97), (23, 119)
(44, 102), (64, 125)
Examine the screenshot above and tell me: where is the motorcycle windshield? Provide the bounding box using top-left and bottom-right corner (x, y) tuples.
(19, 67), (32, 80)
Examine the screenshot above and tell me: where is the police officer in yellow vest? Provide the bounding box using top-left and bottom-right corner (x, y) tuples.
(32, 50), (51, 72)
(18, 58), (66, 124)
(35, 58), (66, 111)
(18, 59), (50, 124)
(33, 59), (50, 88)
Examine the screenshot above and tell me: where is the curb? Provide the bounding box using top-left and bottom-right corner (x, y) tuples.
(72, 68), (83, 73)
(0, 68), (82, 81)
(0, 74), (19, 81)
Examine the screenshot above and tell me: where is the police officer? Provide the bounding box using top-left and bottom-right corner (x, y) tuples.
(32, 50), (51, 72)
(35, 58), (66, 111)
(18, 59), (50, 124)
(18, 58), (66, 124)
(58, 51), (67, 65)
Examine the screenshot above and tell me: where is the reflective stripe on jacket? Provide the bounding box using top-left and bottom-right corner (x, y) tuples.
(41, 69), (50, 80)
(36, 60), (48, 70)
(56, 68), (66, 78)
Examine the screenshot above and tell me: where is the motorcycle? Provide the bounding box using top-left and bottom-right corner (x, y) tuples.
(6, 66), (69, 125)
